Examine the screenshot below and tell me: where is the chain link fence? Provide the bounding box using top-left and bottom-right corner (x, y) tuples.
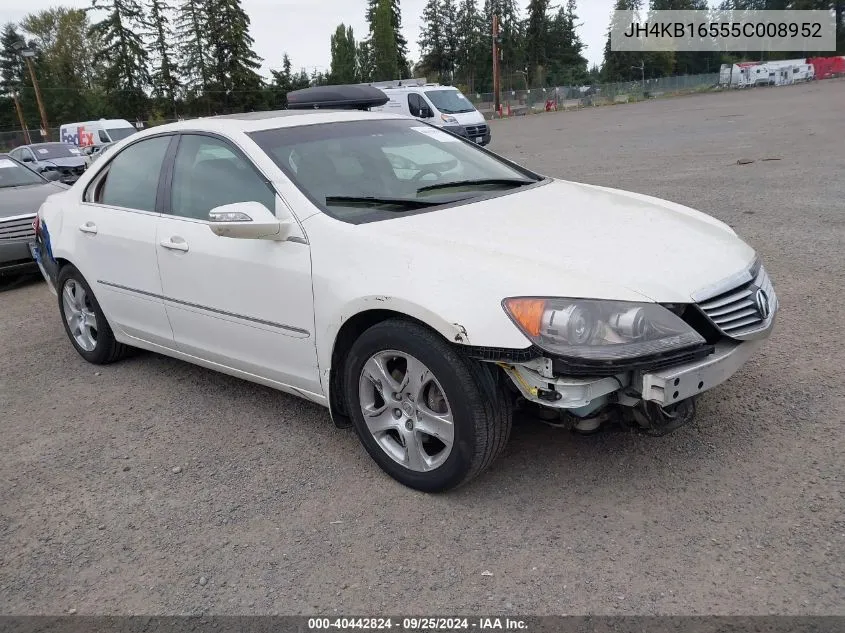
(467, 72), (721, 118)
(1, 72), (723, 150)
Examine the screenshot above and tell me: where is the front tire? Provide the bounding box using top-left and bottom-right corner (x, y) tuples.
(343, 319), (512, 492)
(57, 264), (130, 364)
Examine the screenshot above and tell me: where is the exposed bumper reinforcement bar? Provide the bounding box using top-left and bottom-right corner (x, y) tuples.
(637, 339), (764, 407)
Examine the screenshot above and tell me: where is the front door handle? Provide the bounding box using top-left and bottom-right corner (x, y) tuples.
(160, 236), (189, 252)
(78, 222), (97, 235)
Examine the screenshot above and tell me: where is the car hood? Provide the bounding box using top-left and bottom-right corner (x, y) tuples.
(42, 156), (86, 168)
(363, 178), (756, 303)
(0, 182), (67, 218)
(452, 110), (486, 126)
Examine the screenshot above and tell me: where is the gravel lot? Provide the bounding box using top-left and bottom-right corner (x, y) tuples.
(2, 80), (844, 616)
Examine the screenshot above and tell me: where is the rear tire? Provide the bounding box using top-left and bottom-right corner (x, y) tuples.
(344, 319), (512, 492)
(57, 264), (130, 365)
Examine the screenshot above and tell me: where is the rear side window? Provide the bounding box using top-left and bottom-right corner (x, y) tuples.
(97, 135), (171, 211)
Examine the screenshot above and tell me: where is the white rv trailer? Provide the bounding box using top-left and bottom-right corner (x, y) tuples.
(719, 64), (753, 88)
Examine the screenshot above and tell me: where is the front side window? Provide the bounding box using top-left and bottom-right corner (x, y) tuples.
(169, 134), (275, 221)
(408, 93), (425, 116)
(249, 119), (541, 224)
(97, 135), (171, 211)
(106, 127), (136, 142)
(99, 130), (110, 143)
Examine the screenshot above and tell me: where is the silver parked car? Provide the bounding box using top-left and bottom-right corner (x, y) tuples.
(0, 154), (67, 277)
(8, 142), (88, 184)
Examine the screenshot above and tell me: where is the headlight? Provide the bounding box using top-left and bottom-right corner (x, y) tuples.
(440, 114), (458, 124)
(502, 297), (704, 361)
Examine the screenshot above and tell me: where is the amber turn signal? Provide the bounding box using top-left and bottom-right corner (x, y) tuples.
(502, 298), (547, 337)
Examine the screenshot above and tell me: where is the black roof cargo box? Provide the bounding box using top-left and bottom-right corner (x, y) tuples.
(287, 85), (389, 110)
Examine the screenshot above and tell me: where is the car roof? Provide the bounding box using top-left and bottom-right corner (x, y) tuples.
(62, 119), (133, 127)
(381, 85), (458, 92)
(17, 142), (68, 148)
(142, 109), (407, 136)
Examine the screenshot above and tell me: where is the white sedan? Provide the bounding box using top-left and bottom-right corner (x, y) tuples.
(30, 103), (777, 492)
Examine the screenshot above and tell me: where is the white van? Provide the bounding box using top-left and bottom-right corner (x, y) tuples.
(59, 119), (137, 149)
(370, 80), (491, 146)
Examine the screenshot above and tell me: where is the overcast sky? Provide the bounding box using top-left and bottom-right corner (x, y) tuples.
(1, 0), (616, 77)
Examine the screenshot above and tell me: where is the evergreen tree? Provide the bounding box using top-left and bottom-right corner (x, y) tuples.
(311, 68), (329, 86)
(419, 0), (450, 79)
(524, 0), (550, 74)
(204, 0), (264, 111)
(366, 0), (410, 77)
(0, 23), (26, 96)
(371, 0), (399, 80)
(175, 0), (210, 102)
(145, 0), (180, 113)
(330, 24), (357, 84)
(650, 0), (712, 74)
(546, 0), (588, 85)
(454, 0), (485, 91)
(269, 52), (293, 108)
(89, 0), (151, 118)
(357, 40), (374, 82)
(601, 0), (643, 82)
(442, 0), (458, 78)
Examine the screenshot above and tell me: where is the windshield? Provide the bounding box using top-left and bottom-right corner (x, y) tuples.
(106, 127), (136, 142)
(249, 119), (540, 223)
(424, 89), (476, 114)
(0, 156), (46, 188)
(31, 143), (81, 159)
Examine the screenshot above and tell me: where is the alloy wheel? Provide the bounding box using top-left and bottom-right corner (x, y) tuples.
(62, 279), (98, 352)
(357, 350), (455, 472)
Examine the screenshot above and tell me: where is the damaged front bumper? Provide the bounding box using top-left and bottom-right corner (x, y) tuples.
(497, 337), (767, 414)
(637, 339), (764, 406)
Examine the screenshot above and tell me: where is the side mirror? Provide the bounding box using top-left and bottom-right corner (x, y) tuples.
(420, 105), (433, 118)
(207, 201), (291, 241)
(21, 155), (34, 162)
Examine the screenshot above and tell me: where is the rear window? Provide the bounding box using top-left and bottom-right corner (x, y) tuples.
(0, 156), (46, 187)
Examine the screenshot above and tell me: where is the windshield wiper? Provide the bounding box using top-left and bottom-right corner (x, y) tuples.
(417, 178), (535, 194)
(325, 195), (446, 210)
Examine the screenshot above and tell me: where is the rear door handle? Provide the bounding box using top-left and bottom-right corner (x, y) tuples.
(78, 222), (97, 235)
(160, 236), (189, 252)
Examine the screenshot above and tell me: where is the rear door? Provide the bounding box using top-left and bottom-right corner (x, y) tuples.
(154, 132), (320, 393)
(69, 134), (175, 346)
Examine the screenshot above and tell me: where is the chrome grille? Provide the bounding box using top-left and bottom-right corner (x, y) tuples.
(465, 124), (488, 138)
(696, 265), (776, 338)
(0, 214), (36, 242)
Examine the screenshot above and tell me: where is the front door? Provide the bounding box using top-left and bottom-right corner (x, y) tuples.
(154, 133), (320, 394)
(69, 134), (174, 346)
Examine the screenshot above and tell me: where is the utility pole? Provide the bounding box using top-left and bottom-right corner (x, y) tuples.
(12, 93), (32, 145)
(492, 13), (501, 115)
(632, 60), (645, 94)
(16, 44), (50, 140)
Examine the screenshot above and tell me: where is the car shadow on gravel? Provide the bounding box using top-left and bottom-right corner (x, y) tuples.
(0, 272), (43, 293)
(442, 405), (730, 502)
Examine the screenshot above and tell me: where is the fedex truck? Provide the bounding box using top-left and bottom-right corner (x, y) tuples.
(59, 119), (137, 148)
